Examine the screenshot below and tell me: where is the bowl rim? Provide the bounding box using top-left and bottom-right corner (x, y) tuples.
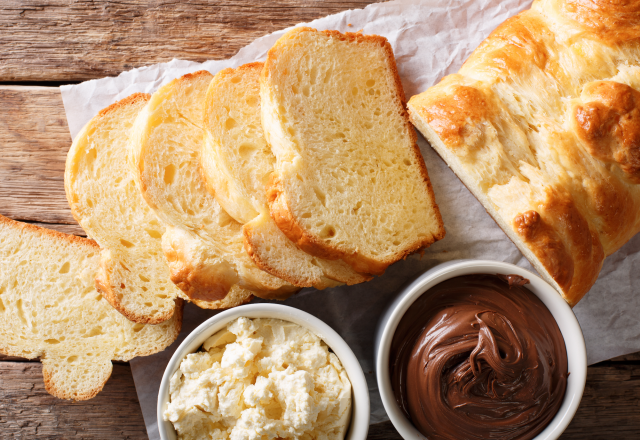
(375, 259), (587, 440)
(157, 302), (370, 440)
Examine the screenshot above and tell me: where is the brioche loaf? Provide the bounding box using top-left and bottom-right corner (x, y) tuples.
(0, 214), (182, 400)
(202, 62), (370, 288)
(128, 71), (298, 301)
(260, 28), (445, 276)
(408, 0), (640, 305)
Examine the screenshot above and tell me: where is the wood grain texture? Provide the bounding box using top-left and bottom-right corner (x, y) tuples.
(0, 362), (147, 439)
(0, 358), (638, 439)
(1, 0), (383, 83)
(0, 86), (78, 226)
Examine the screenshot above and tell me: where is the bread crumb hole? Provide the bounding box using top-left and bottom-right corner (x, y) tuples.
(352, 87), (358, 96)
(59, 262), (71, 274)
(302, 85), (310, 97)
(144, 302), (153, 307)
(231, 76), (241, 84)
(139, 274), (150, 282)
(225, 118), (237, 130)
(291, 84), (299, 94)
(366, 79), (376, 87)
(0, 298), (4, 312)
(164, 164), (176, 185)
(146, 229), (162, 239)
(246, 95), (258, 106)
(16, 299), (26, 325)
(86, 148), (97, 163)
(353, 201), (362, 213)
(313, 187), (326, 207)
(86, 199), (94, 208)
(67, 356), (78, 363)
(44, 339), (60, 344)
(301, 212), (312, 218)
(403, 158), (411, 166)
(133, 323), (145, 333)
(120, 239), (135, 248)
(320, 225), (336, 238)
(239, 143), (258, 159)
(86, 327), (103, 337)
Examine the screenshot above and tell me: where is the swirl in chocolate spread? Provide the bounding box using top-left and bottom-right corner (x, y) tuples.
(390, 274), (568, 440)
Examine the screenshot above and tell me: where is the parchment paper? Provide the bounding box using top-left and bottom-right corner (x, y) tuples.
(60, 0), (640, 438)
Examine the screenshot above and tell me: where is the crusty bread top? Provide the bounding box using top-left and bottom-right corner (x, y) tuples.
(260, 27), (445, 275)
(128, 71), (297, 300)
(407, 0), (640, 305)
(202, 62), (371, 288)
(65, 93), (186, 324)
(0, 214), (182, 400)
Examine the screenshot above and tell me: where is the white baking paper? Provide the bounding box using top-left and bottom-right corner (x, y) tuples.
(60, 0), (640, 438)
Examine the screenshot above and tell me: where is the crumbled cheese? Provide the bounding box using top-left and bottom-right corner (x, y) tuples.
(164, 317), (352, 440)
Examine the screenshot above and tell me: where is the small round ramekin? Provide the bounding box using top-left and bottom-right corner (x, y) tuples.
(158, 303), (370, 440)
(375, 259), (587, 440)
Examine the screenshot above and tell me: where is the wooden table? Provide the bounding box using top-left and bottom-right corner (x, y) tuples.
(1, 1), (639, 438)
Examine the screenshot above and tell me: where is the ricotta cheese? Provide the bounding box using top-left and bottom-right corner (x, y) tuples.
(164, 317), (352, 440)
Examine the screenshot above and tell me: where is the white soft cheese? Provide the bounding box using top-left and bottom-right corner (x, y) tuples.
(164, 317), (352, 440)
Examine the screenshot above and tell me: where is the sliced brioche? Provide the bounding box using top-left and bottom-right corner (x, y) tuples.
(0, 214), (182, 400)
(65, 94), (247, 324)
(202, 62), (370, 288)
(260, 28), (445, 275)
(128, 71), (297, 301)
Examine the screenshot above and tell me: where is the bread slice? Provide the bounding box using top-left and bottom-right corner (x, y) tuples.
(65, 94), (250, 325)
(260, 28), (445, 275)
(202, 62), (370, 288)
(407, 0), (640, 305)
(128, 71), (298, 301)
(0, 214), (182, 400)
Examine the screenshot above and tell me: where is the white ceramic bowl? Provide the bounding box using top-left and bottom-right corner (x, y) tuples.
(375, 260), (587, 440)
(158, 303), (370, 440)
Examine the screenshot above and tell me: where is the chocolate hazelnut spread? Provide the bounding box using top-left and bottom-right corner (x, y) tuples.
(390, 274), (568, 440)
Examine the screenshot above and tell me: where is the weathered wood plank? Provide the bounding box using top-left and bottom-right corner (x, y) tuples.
(1, 0), (383, 83)
(0, 86), (78, 226)
(0, 357), (639, 438)
(0, 362), (147, 439)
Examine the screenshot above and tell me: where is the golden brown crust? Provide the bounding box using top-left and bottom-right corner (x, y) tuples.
(409, 0), (638, 304)
(266, 176), (343, 261)
(557, 0), (640, 45)
(574, 81), (640, 182)
(0, 214), (98, 251)
(94, 258), (175, 325)
(242, 221), (314, 288)
(161, 234), (234, 303)
(512, 187), (605, 306)
(514, 210), (574, 292)
(462, 10), (560, 79)
(168, 264), (230, 302)
(42, 363), (110, 402)
(97, 92), (151, 118)
(413, 83), (495, 150)
(540, 189), (605, 304)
